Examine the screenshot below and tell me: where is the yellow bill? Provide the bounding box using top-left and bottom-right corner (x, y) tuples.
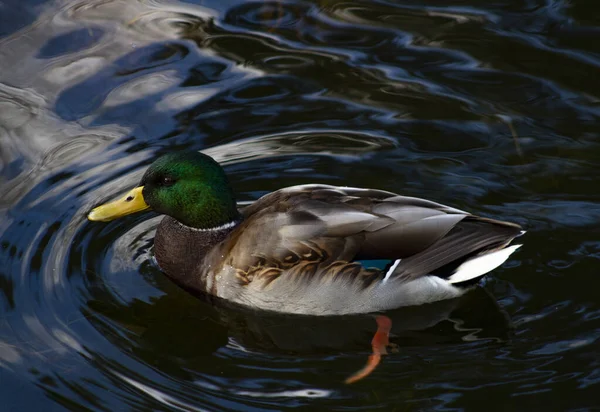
(88, 186), (149, 222)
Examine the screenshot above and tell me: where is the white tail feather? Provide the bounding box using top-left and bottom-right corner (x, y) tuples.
(448, 244), (522, 285)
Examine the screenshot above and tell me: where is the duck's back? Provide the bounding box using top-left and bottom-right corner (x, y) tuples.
(200, 185), (522, 315)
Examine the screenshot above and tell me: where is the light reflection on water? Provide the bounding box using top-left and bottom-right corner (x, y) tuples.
(1, 0), (599, 410)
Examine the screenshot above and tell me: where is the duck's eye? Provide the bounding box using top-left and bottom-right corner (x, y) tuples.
(160, 176), (175, 187)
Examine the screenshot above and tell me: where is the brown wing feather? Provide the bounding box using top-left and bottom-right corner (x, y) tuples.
(223, 184), (521, 289)
(391, 218), (521, 281)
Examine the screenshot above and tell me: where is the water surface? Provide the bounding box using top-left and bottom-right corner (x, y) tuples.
(1, 0), (599, 410)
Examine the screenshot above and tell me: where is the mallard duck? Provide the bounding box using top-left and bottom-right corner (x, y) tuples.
(88, 152), (524, 316)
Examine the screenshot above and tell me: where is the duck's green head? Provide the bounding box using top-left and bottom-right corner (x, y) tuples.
(88, 152), (240, 229)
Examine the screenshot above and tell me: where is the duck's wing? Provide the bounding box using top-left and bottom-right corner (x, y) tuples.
(224, 184), (521, 286)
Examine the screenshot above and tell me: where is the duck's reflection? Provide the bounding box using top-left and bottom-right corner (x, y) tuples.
(207, 286), (509, 383)
(87, 272), (510, 384)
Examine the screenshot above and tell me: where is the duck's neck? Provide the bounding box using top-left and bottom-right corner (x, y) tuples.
(154, 216), (239, 289)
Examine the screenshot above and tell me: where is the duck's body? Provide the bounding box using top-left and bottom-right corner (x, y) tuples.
(89, 153), (524, 316)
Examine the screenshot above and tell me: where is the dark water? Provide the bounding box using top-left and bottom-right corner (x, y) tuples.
(1, 0), (599, 410)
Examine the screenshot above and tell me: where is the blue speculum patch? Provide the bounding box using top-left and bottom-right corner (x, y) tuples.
(356, 259), (395, 271)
